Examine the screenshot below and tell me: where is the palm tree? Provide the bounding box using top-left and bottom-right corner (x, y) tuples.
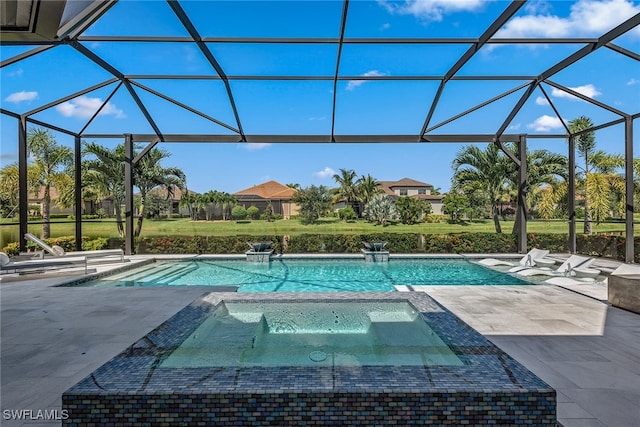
(27, 128), (73, 238)
(569, 116), (597, 233)
(217, 192), (237, 221)
(452, 144), (508, 233)
(0, 163), (40, 218)
(83, 142), (127, 237)
(355, 174), (381, 211)
(133, 147), (185, 237)
(502, 145), (568, 233)
(333, 168), (358, 211)
(568, 116), (627, 232)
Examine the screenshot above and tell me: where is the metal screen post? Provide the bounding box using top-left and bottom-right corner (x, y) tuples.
(568, 136), (576, 253)
(625, 117), (634, 262)
(74, 135), (83, 251)
(518, 134), (527, 253)
(124, 134), (134, 255)
(18, 117), (28, 253)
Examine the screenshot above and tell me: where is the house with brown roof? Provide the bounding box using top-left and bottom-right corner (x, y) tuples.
(234, 180), (299, 219)
(378, 178), (445, 214)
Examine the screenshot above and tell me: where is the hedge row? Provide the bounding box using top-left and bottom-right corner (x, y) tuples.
(5, 233), (637, 262)
(133, 233), (639, 262)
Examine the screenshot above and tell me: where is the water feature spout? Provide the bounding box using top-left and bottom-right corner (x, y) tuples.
(247, 241), (272, 252)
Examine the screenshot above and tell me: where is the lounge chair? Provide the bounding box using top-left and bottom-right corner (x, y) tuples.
(516, 254), (595, 277)
(544, 261), (638, 287)
(477, 248), (550, 272)
(25, 233), (124, 262)
(1, 251), (88, 275)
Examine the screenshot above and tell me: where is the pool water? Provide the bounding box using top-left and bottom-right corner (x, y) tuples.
(161, 301), (463, 367)
(79, 258), (530, 292)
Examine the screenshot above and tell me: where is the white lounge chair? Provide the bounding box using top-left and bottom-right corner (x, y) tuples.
(477, 248), (550, 272)
(545, 261), (637, 287)
(517, 254), (595, 277)
(1, 251), (88, 275)
(25, 233), (124, 262)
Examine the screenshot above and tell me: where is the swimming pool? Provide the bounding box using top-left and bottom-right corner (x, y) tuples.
(72, 258), (530, 291)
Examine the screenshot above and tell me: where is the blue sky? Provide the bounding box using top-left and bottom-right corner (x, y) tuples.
(1, 0), (639, 194)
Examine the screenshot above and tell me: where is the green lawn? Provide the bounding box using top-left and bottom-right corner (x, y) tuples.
(1, 216), (632, 249)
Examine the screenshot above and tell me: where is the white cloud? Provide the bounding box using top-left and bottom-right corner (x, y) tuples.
(308, 116), (326, 121)
(314, 167), (336, 179)
(56, 95), (125, 119)
(346, 70), (386, 91)
(527, 115), (566, 132)
(551, 84), (601, 100)
(7, 68), (24, 78)
(497, 0), (640, 38)
(242, 143), (271, 151)
(5, 90), (38, 103)
(507, 123), (521, 131)
(379, 0), (485, 22)
(627, 78), (640, 86)
(380, 22), (391, 31)
(535, 96), (549, 106)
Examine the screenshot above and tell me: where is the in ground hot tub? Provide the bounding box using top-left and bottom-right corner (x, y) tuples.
(63, 292), (556, 426)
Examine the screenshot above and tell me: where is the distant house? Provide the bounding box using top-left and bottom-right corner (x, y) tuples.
(378, 178), (445, 215)
(145, 185), (195, 216)
(28, 186), (106, 216)
(234, 180), (299, 219)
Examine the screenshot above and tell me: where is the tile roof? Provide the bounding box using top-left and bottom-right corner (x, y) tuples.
(234, 180), (297, 200)
(381, 178), (433, 188)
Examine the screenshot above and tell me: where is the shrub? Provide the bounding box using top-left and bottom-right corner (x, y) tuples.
(247, 205), (260, 220)
(363, 194), (399, 226)
(338, 206), (357, 221)
(425, 214), (447, 223)
(231, 205), (247, 220)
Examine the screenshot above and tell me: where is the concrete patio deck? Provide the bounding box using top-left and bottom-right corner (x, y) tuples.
(1, 256), (639, 426)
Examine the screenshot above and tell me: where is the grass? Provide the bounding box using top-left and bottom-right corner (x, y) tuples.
(0, 216), (632, 249)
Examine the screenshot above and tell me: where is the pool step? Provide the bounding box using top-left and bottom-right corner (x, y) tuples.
(153, 263), (199, 285)
(128, 263), (196, 284)
(103, 262), (193, 284)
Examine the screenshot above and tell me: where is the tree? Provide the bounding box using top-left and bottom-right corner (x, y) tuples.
(568, 116), (626, 232)
(355, 174), (381, 213)
(363, 194), (399, 226)
(83, 142), (127, 236)
(132, 147), (185, 237)
(179, 190), (198, 220)
(452, 144), (508, 233)
(442, 192), (470, 222)
(0, 163), (40, 218)
(333, 168), (359, 211)
(27, 128), (73, 238)
(291, 185), (332, 224)
(263, 201), (275, 222)
(395, 197), (429, 225)
(217, 192), (237, 221)
(502, 144), (568, 233)
(569, 116), (597, 233)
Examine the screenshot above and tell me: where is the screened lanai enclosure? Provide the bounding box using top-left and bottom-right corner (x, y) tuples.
(1, 0), (639, 259)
